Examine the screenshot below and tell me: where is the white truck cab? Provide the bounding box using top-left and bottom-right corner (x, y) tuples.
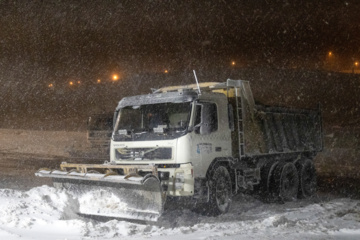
(110, 84), (233, 198)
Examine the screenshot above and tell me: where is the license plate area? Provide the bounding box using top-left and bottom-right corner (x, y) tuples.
(127, 168), (138, 174)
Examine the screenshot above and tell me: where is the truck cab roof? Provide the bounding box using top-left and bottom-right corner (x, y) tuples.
(115, 90), (199, 110)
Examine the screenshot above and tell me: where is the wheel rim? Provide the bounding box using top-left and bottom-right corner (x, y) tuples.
(282, 167), (296, 192)
(280, 163), (299, 201)
(214, 167), (231, 213)
(216, 176), (229, 206)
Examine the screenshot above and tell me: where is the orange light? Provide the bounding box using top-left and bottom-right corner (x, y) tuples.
(164, 70), (168, 73)
(48, 83), (54, 88)
(328, 51), (333, 57)
(77, 80), (81, 84)
(69, 81), (74, 86)
(112, 74), (119, 81)
(355, 62), (359, 67)
(97, 79), (101, 83)
(231, 61), (236, 66)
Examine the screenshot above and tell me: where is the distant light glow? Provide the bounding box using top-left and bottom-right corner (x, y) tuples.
(164, 69), (168, 73)
(328, 51), (333, 57)
(48, 83), (54, 88)
(355, 62), (359, 67)
(69, 81), (74, 86)
(77, 80), (81, 84)
(97, 79), (101, 83)
(112, 74), (119, 81)
(231, 61), (236, 66)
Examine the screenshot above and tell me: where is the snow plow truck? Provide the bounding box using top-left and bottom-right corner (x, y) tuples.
(36, 79), (323, 221)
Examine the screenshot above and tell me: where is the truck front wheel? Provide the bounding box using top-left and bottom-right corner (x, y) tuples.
(208, 166), (232, 216)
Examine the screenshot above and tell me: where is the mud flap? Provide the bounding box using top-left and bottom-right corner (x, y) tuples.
(42, 172), (164, 221)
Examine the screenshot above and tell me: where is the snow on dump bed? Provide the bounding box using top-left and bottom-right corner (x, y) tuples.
(0, 186), (360, 240)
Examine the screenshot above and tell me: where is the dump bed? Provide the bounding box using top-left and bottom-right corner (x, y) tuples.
(211, 80), (322, 159)
(244, 104), (323, 156)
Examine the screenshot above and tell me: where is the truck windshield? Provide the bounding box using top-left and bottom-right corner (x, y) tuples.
(113, 102), (192, 140)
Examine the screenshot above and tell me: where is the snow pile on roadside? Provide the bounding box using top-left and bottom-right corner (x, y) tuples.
(0, 129), (86, 157)
(0, 186), (360, 240)
(0, 186), (84, 239)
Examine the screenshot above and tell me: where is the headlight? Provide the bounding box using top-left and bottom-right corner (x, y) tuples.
(175, 172), (185, 190)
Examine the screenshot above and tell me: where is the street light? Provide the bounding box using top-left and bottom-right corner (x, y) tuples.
(112, 74), (119, 81)
(325, 51), (335, 71)
(97, 79), (101, 83)
(231, 61), (236, 66)
(69, 81), (74, 86)
(353, 61), (359, 73)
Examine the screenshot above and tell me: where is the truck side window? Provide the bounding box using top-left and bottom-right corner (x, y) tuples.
(204, 103), (218, 133)
(195, 102), (218, 134)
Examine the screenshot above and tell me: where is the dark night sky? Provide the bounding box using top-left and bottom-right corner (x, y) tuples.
(1, 0), (360, 80)
(0, 0), (360, 129)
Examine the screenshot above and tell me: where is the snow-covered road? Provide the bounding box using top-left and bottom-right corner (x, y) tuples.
(1, 129), (359, 239)
(0, 185), (359, 240)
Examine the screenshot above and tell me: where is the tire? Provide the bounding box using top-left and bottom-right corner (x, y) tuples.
(258, 161), (273, 194)
(297, 159), (317, 198)
(259, 161), (279, 202)
(272, 162), (299, 201)
(208, 166), (232, 216)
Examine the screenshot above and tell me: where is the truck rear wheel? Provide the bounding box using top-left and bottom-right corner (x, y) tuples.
(297, 159), (317, 198)
(273, 162), (299, 201)
(209, 166), (232, 216)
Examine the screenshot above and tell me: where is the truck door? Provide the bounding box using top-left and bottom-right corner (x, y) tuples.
(191, 101), (230, 178)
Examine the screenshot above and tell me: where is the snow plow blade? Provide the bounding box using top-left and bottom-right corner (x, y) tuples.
(35, 163), (164, 222)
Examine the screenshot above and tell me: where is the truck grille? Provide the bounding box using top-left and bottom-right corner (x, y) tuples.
(115, 147), (172, 160)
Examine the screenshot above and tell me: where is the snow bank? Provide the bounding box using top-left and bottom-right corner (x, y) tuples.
(0, 186), (360, 240)
(0, 186), (84, 239)
(0, 129), (86, 157)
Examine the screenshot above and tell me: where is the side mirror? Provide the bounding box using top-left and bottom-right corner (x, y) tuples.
(189, 123), (202, 134)
(192, 102), (217, 135)
(200, 103), (216, 135)
(200, 122), (211, 135)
